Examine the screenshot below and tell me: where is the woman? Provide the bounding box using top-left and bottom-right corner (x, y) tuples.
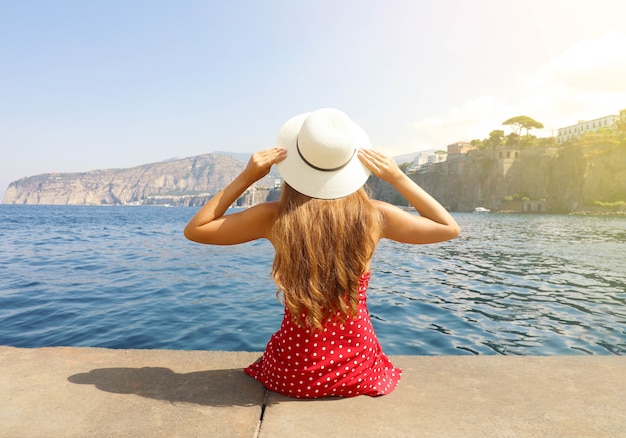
(184, 108), (460, 398)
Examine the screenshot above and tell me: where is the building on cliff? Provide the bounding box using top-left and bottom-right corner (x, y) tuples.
(447, 142), (476, 155)
(406, 142), (475, 174)
(406, 150), (447, 173)
(556, 108), (626, 144)
(444, 142), (478, 175)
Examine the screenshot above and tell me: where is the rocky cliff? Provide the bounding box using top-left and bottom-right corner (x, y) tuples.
(3, 153), (277, 206)
(5, 143), (625, 212)
(403, 141), (626, 213)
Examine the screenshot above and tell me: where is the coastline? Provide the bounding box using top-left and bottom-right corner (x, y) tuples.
(568, 210), (626, 216)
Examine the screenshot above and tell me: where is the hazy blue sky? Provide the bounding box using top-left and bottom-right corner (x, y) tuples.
(2, 0), (626, 196)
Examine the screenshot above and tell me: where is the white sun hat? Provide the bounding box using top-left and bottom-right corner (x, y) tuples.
(275, 108), (372, 199)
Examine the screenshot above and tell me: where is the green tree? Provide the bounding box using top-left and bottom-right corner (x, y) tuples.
(506, 132), (520, 146)
(470, 139), (484, 149)
(486, 130), (505, 147)
(537, 136), (557, 148)
(576, 129), (620, 149)
(503, 116), (544, 139)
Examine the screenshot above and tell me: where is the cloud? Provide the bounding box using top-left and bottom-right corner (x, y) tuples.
(532, 30), (626, 94)
(409, 96), (522, 146)
(526, 30), (626, 127)
(406, 31), (626, 149)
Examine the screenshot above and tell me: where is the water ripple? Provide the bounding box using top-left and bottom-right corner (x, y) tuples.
(1, 206), (624, 355)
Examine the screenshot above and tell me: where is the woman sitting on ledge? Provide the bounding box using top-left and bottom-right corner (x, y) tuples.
(184, 108), (460, 398)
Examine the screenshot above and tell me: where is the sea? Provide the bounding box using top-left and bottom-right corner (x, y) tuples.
(1, 204), (624, 355)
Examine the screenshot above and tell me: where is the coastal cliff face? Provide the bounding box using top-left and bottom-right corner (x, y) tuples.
(5, 144), (624, 212)
(577, 143), (626, 207)
(406, 142), (626, 213)
(3, 154), (274, 206)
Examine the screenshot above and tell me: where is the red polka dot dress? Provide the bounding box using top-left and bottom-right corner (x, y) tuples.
(245, 273), (401, 398)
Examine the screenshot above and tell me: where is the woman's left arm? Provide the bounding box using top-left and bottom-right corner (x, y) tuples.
(183, 148), (286, 245)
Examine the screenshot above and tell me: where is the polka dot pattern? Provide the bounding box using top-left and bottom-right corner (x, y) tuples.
(245, 273), (402, 398)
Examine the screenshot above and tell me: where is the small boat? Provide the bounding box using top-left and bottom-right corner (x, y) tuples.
(473, 207), (490, 213)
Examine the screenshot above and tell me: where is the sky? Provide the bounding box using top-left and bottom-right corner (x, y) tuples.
(2, 0), (626, 197)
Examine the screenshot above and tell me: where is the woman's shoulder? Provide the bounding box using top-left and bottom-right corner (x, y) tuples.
(369, 199), (400, 214)
(369, 199), (388, 207)
(251, 200), (280, 211)
(247, 201), (280, 219)
(250, 201), (281, 229)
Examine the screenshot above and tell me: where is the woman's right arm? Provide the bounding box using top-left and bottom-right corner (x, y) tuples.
(358, 148), (460, 244)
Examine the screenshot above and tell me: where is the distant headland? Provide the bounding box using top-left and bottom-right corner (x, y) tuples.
(4, 111), (625, 214)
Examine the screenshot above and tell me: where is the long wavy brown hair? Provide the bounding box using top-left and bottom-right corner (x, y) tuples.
(271, 183), (382, 331)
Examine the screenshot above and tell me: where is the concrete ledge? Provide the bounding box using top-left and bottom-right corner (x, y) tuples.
(0, 346), (624, 437)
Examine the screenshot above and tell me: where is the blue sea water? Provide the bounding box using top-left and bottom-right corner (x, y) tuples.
(0, 205), (624, 355)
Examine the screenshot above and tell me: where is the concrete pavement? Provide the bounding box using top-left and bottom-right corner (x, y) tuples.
(0, 346), (624, 437)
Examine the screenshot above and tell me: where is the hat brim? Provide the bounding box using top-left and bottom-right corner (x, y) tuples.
(275, 112), (372, 199)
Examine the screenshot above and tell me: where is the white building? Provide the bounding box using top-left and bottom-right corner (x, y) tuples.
(557, 109), (625, 144)
(407, 150), (447, 173)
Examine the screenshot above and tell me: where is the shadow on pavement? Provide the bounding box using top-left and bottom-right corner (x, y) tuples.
(68, 367), (265, 407)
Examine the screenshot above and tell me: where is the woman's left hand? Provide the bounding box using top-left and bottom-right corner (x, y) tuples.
(243, 147), (287, 183)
